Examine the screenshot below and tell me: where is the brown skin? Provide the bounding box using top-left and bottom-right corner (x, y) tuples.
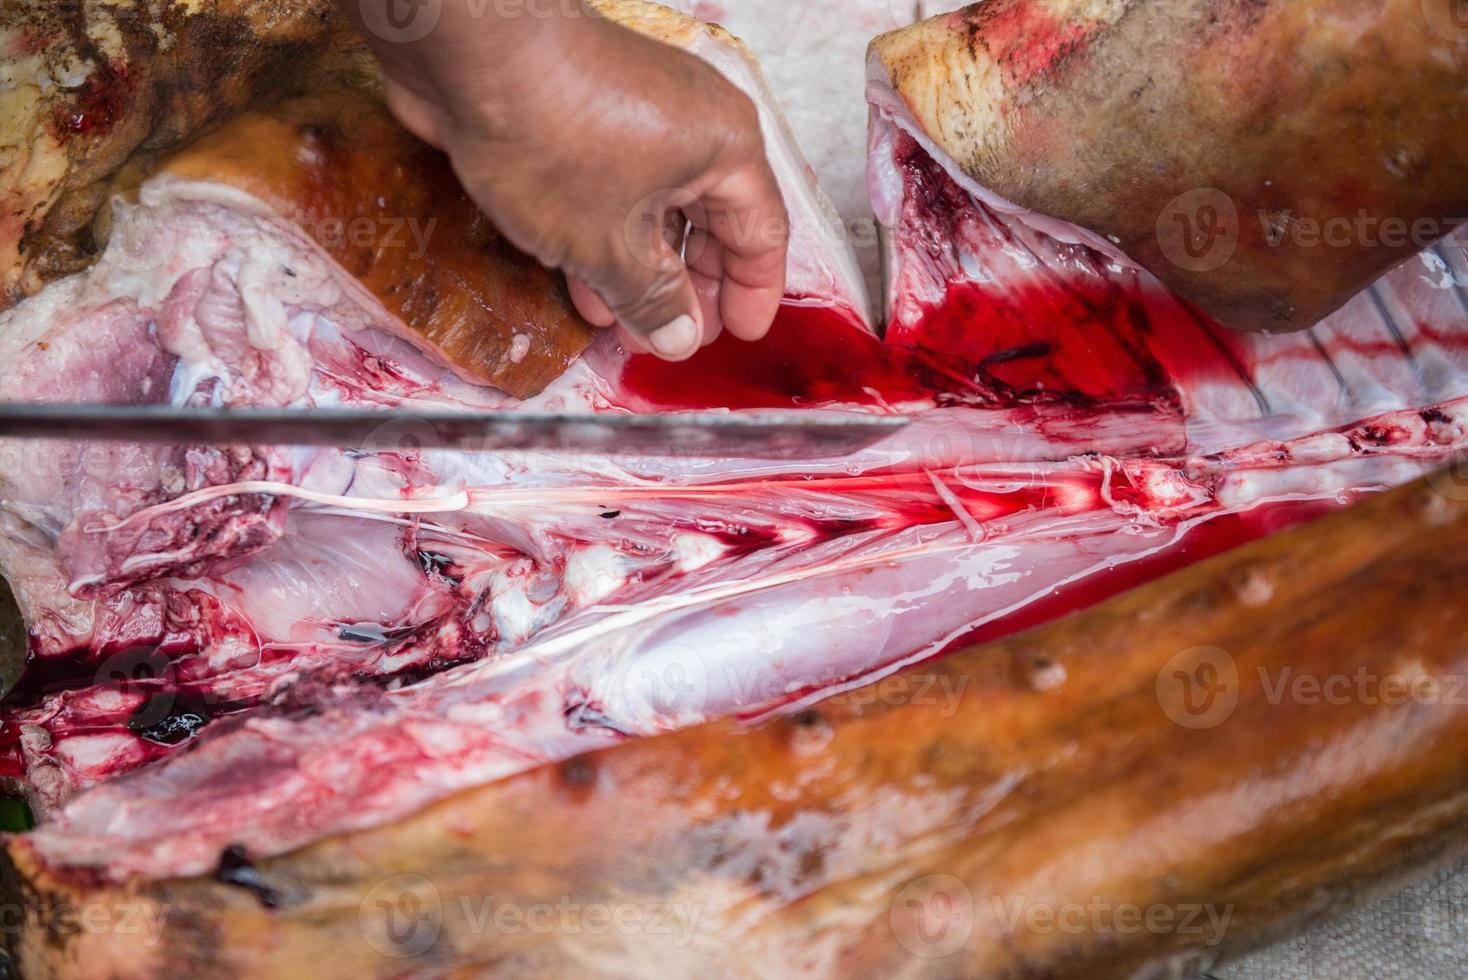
(0, 0), (357, 305)
(872, 0), (1468, 333)
(151, 89), (598, 398)
(342, 0), (790, 361)
(6, 473), (1468, 977)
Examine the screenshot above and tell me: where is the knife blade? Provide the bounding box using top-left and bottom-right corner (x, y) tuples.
(0, 404), (909, 459)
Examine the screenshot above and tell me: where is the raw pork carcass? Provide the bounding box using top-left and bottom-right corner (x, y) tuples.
(1, 0), (1467, 887)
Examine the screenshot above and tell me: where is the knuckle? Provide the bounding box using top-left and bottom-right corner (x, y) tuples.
(613, 265), (686, 324)
(721, 94), (764, 157)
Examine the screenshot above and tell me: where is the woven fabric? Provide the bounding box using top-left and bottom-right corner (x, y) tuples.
(1222, 858), (1468, 979)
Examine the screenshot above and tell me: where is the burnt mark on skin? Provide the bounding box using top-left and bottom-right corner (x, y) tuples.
(559, 756), (597, 789)
(214, 845), (283, 909)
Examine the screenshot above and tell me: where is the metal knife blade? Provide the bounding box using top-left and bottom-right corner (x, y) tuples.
(0, 404), (909, 459)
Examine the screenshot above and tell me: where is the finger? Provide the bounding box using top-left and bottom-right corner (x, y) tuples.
(701, 163), (789, 342)
(566, 277), (616, 328)
(686, 230), (726, 347)
(614, 321), (653, 355)
(593, 201), (704, 360)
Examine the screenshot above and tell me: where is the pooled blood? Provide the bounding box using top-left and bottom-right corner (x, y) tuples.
(624, 287), (1252, 419)
(619, 302), (934, 409)
(52, 62), (133, 136)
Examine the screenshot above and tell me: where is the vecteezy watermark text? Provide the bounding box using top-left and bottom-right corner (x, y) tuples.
(1157, 186), (1466, 273)
(1259, 210), (1462, 252)
(989, 895), (1234, 947)
(288, 211), (437, 261)
(0, 900), (171, 948)
(357, 875), (704, 959)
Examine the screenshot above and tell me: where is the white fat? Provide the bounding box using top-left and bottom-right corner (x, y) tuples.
(489, 568), (546, 648)
(53, 733), (136, 773)
(1288, 432), (1355, 465)
(669, 532), (726, 573)
(561, 545), (628, 607)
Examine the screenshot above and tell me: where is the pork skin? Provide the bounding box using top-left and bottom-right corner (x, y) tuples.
(868, 0), (1468, 333)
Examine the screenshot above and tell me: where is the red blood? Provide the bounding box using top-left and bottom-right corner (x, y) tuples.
(623, 280), (1254, 415)
(881, 129), (1261, 411)
(0, 721), (22, 778)
(910, 279), (1178, 406)
(52, 62), (133, 136)
(619, 302), (935, 410)
(970, 0), (1098, 88)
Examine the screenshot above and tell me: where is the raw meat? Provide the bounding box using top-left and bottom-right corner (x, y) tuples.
(5, 174), (1467, 882)
(11, 471), (1468, 979)
(867, 0), (1468, 333)
(2, 0), (1467, 885)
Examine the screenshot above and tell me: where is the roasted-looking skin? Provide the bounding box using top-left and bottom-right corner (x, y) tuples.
(871, 0), (1468, 333)
(4, 473), (1467, 978)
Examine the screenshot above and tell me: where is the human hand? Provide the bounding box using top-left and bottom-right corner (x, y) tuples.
(347, 0), (790, 361)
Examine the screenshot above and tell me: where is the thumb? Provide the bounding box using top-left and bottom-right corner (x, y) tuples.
(591, 198), (704, 361)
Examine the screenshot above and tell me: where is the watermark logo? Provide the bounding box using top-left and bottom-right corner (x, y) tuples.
(1427, 453), (1468, 502)
(1423, 0), (1468, 43)
(890, 874), (974, 959)
(95, 646), (177, 729)
(622, 189), (788, 274)
(295, 212), (437, 262)
(1156, 645), (1239, 729)
(990, 896), (1234, 945)
(359, 0), (443, 43)
(0, 900), (171, 947)
(1257, 665), (1467, 708)
(458, 896), (703, 944)
(359, 874), (443, 959)
(624, 189), (709, 275)
(107, 200), (178, 276)
(612, 644), (712, 724)
(1156, 189), (1239, 273)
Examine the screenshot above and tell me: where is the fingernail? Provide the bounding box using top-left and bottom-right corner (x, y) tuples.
(648, 315), (700, 359)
